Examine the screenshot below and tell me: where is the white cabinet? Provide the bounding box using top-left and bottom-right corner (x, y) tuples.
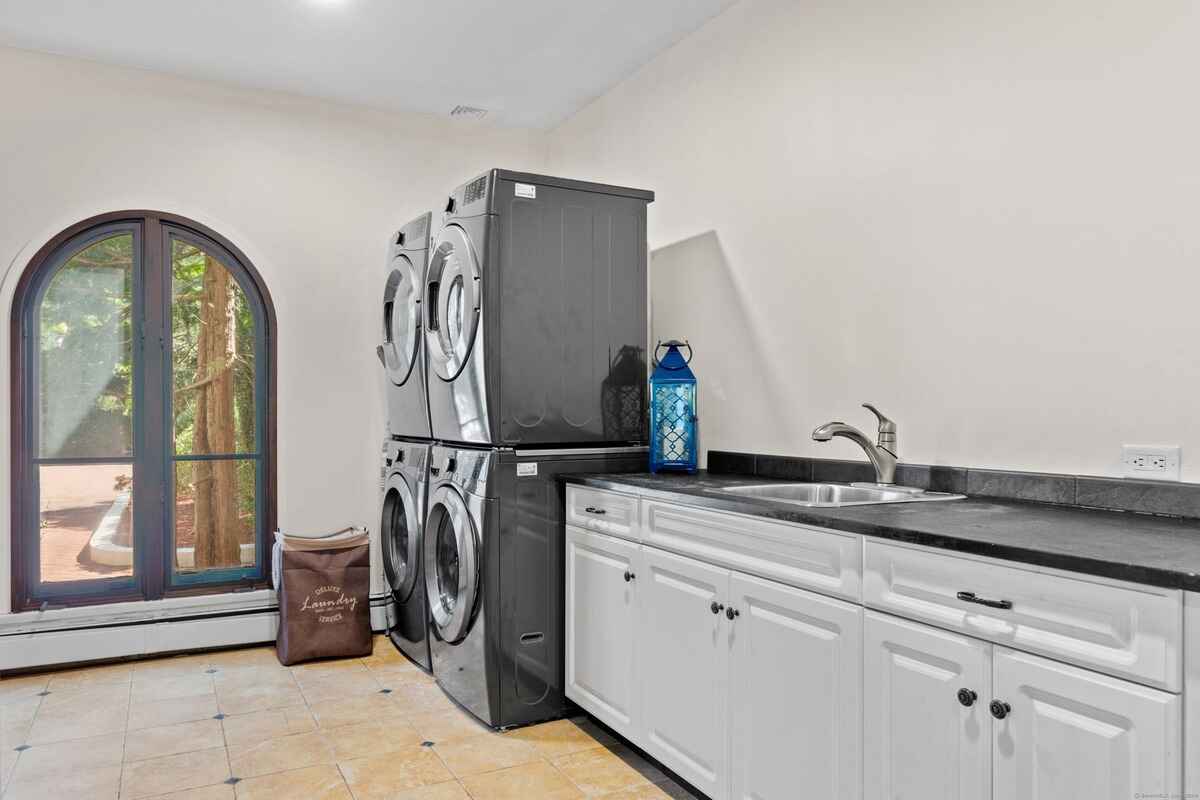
(566, 528), (864, 800)
(638, 546), (731, 800)
(993, 647), (1181, 800)
(565, 489), (1192, 800)
(863, 611), (991, 800)
(864, 614), (1181, 800)
(564, 526), (641, 739)
(1187, 593), (1199, 797)
(730, 572), (862, 800)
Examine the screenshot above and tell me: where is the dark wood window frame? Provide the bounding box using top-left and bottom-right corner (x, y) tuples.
(10, 211), (278, 611)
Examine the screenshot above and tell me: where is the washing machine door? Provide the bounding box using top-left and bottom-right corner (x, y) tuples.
(381, 253), (422, 386)
(380, 471), (421, 602)
(423, 223), (481, 382)
(423, 483), (480, 644)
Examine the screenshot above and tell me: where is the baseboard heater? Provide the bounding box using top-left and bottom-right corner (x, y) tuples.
(0, 593), (394, 673)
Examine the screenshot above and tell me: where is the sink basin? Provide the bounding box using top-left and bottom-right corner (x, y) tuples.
(707, 482), (965, 508)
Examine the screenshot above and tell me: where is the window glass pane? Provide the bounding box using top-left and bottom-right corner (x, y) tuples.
(38, 234), (134, 458)
(174, 459), (256, 573)
(171, 238), (256, 455)
(38, 463), (134, 584)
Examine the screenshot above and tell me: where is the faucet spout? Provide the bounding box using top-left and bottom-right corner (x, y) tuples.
(811, 413), (899, 485)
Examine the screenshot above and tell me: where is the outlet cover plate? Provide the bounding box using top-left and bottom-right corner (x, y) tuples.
(1121, 445), (1181, 481)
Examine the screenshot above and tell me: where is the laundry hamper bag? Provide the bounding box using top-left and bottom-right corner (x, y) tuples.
(274, 526), (372, 666)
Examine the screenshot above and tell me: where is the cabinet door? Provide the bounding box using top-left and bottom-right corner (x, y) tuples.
(565, 526), (640, 738)
(993, 647), (1181, 800)
(729, 571), (863, 800)
(1186, 592), (1199, 797)
(863, 611), (991, 800)
(638, 545), (731, 800)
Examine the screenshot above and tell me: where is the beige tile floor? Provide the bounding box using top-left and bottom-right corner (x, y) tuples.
(0, 636), (701, 800)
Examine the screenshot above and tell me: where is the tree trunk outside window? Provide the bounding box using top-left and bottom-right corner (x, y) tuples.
(192, 255), (241, 568)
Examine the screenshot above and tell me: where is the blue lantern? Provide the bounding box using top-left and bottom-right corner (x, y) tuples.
(649, 340), (698, 473)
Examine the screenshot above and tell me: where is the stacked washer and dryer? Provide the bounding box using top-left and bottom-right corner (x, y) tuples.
(379, 169), (653, 729)
(378, 212), (437, 671)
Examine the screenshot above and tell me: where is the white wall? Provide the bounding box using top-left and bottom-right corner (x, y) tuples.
(0, 46), (544, 613)
(547, 0), (1200, 479)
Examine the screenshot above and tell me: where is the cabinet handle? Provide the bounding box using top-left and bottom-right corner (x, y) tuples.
(710, 601), (725, 615)
(725, 607), (740, 620)
(957, 688), (978, 707)
(956, 591), (1013, 610)
(584, 506), (607, 515)
(989, 700), (1011, 720)
(623, 571), (635, 583)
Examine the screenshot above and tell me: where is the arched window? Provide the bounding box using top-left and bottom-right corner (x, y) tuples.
(11, 212), (276, 609)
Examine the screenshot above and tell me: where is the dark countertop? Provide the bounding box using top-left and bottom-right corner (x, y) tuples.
(564, 471), (1200, 592)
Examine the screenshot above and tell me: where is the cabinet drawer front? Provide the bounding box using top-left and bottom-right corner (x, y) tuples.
(641, 500), (862, 601)
(566, 486), (639, 540)
(864, 540), (1182, 690)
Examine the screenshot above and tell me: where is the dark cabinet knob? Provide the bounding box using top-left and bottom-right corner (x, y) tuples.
(725, 607), (740, 620)
(623, 571), (635, 582)
(989, 700), (1011, 720)
(584, 506), (607, 515)
(957, 688), (977, 707)
(710, 601), (725, 615)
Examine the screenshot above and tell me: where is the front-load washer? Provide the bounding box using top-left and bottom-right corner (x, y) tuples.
(423, 443), (647, 728)
(423, 170), (653, 447)
(379, 437), (432, 671)
(378, 213), (433, 439)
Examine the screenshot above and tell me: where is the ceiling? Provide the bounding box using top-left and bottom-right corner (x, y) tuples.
(0, 0), (736, 129)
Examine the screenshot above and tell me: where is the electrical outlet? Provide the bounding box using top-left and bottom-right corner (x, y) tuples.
(1121, 445), (1181, 481)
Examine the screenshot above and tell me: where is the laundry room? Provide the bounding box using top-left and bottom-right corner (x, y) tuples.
(1, 1), (1199, 798)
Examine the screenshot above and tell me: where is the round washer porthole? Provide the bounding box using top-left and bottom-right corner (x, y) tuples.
(423, 484), (478, 643)
(423, 225), (480, 382)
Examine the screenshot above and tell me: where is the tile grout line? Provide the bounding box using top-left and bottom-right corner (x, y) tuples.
(215, 669), (236, 798)
(117, 674), (133, 799)
(6, 679), (49, 790)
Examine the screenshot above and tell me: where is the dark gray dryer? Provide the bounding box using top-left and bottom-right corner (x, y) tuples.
(378, 213), (432, 440)
(379, 438), (432, 671)
(423, 444), (646, 728)
(423, 170), (653, 447)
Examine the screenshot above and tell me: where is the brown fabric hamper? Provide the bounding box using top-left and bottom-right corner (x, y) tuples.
(275, 527), (372, 666)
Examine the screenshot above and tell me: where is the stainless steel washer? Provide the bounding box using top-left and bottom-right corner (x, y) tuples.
(423, 443), (647, 729)
(379, 438), (432, 671)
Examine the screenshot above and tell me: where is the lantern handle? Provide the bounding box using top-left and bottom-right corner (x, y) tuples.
(653, 339), (693, 368)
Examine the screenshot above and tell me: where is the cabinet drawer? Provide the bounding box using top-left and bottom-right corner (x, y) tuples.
(864, 540), (1182, 690)
(566, 486), (639, 540)
(641, 500), (861, 602)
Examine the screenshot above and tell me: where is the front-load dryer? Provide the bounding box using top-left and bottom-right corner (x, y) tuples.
(379, 438), (432, 671)
(423, 170), (654, 447)
(378, 213), (432, 440)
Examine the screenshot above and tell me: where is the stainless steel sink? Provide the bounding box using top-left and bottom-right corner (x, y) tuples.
(707, 482), (965, 507)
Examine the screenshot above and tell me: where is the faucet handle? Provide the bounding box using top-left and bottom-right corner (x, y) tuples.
(862, 403), (897, 452)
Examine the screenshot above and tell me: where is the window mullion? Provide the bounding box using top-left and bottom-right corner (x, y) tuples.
(138, 215), (167, 600)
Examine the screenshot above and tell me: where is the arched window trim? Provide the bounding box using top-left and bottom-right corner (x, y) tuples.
(10, 210), (277, 610)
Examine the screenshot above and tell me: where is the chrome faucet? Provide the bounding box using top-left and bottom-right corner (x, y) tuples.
(812, 403), (898, 485)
